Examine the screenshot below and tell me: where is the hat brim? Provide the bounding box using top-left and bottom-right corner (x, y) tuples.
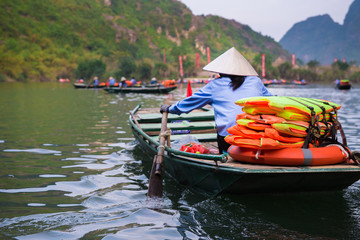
(203, 47), (258, 76)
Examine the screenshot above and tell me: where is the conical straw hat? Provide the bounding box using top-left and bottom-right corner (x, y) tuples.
(203, 47), (258, 76)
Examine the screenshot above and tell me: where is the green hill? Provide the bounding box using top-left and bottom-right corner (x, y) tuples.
(0, 0), (290, 82)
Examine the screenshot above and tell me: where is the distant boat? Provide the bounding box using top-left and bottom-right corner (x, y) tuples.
(262, 79), (271, 86)
(104, 84), (177, 94)
(59, 78), (70, 83)
(73, 82), (106, 88)
(263, 79), (287, 86)
(336, 79), (351, 90)
(293, 79), (307, 85)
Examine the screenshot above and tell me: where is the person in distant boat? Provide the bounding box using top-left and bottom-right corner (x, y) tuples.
(160, 47), (272, 153)
(130, 77), (137, 85)
(93, 76), (99, 87)
(78, 79), (84, 83)
(150, 77), (157, 85)
(119, 76), (127, 88)
(109, 76), (115, 87)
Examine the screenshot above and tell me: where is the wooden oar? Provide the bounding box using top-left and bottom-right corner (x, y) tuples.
(86, 79), (93, 88)
(148, 111), (169, 198)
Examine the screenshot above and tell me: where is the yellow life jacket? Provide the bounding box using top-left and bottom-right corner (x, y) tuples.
(236, 96), (340, 122)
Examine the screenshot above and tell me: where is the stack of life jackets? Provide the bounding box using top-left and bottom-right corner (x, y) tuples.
(225, 96), (342, 150)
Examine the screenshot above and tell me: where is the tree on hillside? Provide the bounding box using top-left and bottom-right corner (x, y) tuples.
(253, 53), (279, 79)
(332, 61), (350, 78)
(118, 57), (137, 78)
(182, 56), (197, 78)
(277, 62), (294, 79)
(307, 60), (320, 69)
(75, 59), (106, 81)
(294, 68), (319, 82)
(154, 63), (169, 79)
(332, 61), (350, 72)
(138, 63), (152, 81)
(350, 71), (360, 83)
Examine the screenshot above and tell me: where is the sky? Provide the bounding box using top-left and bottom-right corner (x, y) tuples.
(179, 0), (354, 42)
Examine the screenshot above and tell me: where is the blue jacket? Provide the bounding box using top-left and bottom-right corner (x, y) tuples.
(130, 78), (137, 85)
(109, 78), (115, 86)
(169, 76), (272, 136)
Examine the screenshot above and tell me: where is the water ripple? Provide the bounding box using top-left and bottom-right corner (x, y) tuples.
(3, 148), (61, 154)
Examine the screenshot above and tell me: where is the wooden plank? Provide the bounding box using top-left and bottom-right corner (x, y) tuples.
(151, 133), (217, 142)
(137, 110), (215, 123)
(145, 128), (217, 136)
(140, 121), (216, 131)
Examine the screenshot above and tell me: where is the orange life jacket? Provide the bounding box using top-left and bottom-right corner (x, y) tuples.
(236, 113), (286, 124)
(224, 135), (304, 150)
(236, 119), (272, 131)
(227, 125), (305, 143)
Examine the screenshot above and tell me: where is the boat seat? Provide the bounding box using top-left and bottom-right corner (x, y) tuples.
(137, 110), (215, 123)
(140, 121), (216, 132)
(151, 133), (217, 142)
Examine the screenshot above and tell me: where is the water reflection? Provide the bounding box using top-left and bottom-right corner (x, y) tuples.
(0, 83), (360, 239)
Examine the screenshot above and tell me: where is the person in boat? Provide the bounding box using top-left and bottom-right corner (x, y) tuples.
(108, 76), (116, 87)
(160, 47), (272, 153)
(119, 76), (127, 88)
(78, 78), (84, 83)
(93, 76), (99, 87)
(130, 77), (137, 85)
(150, 77), (157, 85)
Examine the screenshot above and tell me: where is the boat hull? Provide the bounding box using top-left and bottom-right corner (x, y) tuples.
(337, 84), (351, 90)
(73, 83), (105, 88)
(104, 85), (177, 94)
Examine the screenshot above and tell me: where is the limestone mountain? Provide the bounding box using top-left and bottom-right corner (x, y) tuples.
(280, 0), (360, 65)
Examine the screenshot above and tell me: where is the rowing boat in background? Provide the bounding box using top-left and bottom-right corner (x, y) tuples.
(104, 84), (177, 94)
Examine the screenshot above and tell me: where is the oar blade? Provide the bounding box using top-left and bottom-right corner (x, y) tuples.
(147, 155), (163, 198)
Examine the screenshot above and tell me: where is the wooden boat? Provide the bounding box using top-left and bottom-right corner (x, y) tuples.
(130, 105), (360, 195)
(59, 78), (70, 83)
(293, 79), (307, 85)
(336, 79), (351, 90)
(104, 84), (177, 94)
(73, 83), (105, 88)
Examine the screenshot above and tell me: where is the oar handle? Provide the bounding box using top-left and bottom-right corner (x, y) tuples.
(157, 112), (169, 155)
(155, 156), (162, 175)
(147, 111), (169, 198)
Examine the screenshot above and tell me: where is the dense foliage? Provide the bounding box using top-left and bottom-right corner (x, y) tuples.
(0, 0), (290, 82)
(268, 60), (360, 83)
(75, 59), (106, 80)
(1, 0), (359, 83)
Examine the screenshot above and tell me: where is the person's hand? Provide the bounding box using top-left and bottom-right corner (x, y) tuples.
(160, 104), (170, 113)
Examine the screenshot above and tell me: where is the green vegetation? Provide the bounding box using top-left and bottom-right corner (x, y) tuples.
(138, 62), (152, 81)
(118, 57), (137, 79)
(266, 60), (360, 83)
(1, 0), (359, 83)
(75, 59), (106, 80)
(0, 0), (290, 82)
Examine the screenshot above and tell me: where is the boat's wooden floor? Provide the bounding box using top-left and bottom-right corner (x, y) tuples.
(134, 107), (360, 171)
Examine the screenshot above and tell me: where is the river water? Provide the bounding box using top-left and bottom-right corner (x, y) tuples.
(1, 82), (360, 240)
